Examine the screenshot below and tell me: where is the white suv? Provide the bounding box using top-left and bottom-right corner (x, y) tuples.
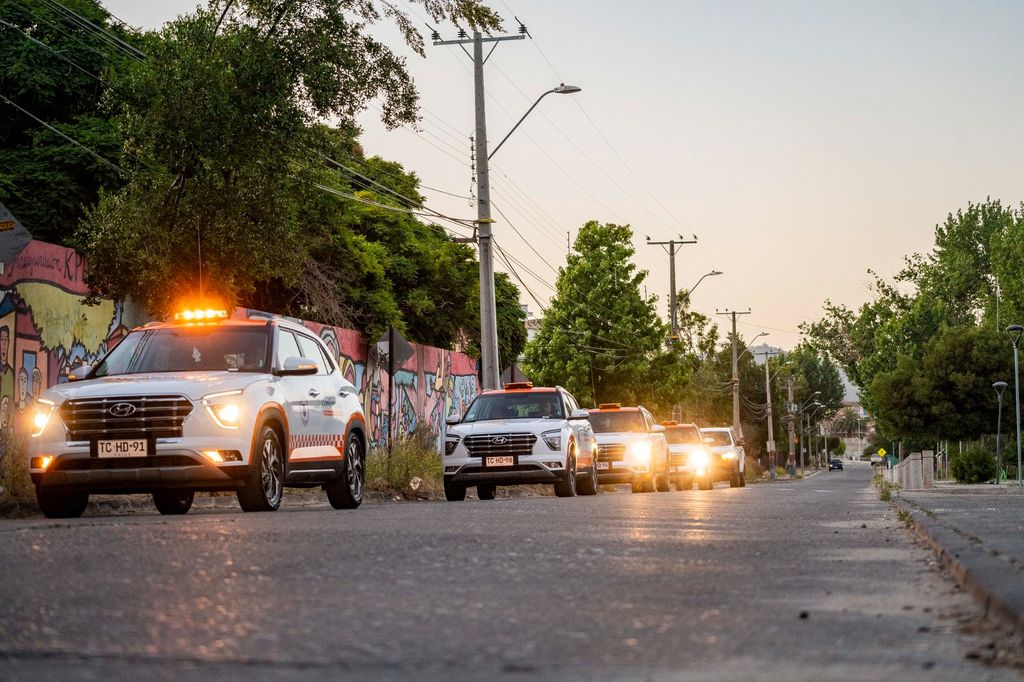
(699, 426), (747, 488)
(588, 404), (670, 493)
(443, 382), (597, 500)
(28, 310), (367, 518)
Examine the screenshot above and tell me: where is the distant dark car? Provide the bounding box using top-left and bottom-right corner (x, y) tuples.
(828, 458), (843, 471)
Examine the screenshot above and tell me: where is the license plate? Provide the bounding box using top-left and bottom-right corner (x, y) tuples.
(597, 462), (610, 470)
(485, 456), (514, 467)
(97, 439), (148, 457)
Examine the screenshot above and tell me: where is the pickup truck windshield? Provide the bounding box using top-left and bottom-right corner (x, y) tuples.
(701, 431), (733, 446)
(93, 326), (271, 376)
(463, 392), (564, 422)
(665, 425), (702, 444)
(589, 412), (646, 433)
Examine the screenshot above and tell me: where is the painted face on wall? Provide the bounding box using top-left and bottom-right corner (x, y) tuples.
(1, 396), (9, 429)
(31, 366), (42, 399)
(0, 327), (8, 366)
(17, 367), (28, 407)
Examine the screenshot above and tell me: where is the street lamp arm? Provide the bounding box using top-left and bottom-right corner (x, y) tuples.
(488, 89), (554, 161)
(685, 270), (723, 297)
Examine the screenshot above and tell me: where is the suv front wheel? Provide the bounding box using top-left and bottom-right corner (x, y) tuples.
(238, 425), (285, 512)
(554, 451), (577, 498)
(36, 488), (88, 519)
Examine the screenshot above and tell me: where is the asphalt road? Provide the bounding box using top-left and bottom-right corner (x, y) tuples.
(0, 463), (1018, 680)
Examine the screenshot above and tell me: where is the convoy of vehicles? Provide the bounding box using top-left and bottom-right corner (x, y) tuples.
(28, 309), (367, 518)
(698, 426), (747, 488)
(442, 382), (598, 500)
(587, 403), (670, 493)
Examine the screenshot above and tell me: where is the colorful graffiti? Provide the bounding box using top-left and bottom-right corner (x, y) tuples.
(235, 312), (480, 450)
(0, 240), (147, 431)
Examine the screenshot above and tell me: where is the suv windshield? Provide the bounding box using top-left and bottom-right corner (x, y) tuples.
(93, 326), (271, 377)
(463, 392), (564, 422)
(665, 425), (701, 444)
(589, 411), (646, 433)
(701, 430), (733, 447)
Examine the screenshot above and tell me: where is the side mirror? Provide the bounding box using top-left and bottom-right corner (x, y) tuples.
(445, 414), (461, 426)
(651, 424), (666, 433)
(68, 365), (92, 382)
(737, 439), (745, 448)
(277, 356), (317, 376)
(568, 408), (590, 421)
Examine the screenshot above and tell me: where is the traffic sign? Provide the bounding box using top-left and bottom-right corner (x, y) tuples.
(877, 447), (887, 457)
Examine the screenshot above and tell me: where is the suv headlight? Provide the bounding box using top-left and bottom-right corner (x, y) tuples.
(541, 430), (561, 451)
(627, 441), (651, 465)
(722, 450), (738, 460)
(689, 448), (710, 468)
(31, 398), (56, 437)
(202, 390), (243, 429)
(445, 436), (460, 456)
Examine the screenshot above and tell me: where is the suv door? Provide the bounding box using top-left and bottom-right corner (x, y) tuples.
(274, 328), (323, 461)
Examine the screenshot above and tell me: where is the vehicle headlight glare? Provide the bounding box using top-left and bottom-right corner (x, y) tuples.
(628, 441), (651, 464)
(202, 390), (243, 430)
(541, 430), (561, 451)
(31, 400), (55, 437)
(722, 450), (738, 460)
(689, 448), (710, 468)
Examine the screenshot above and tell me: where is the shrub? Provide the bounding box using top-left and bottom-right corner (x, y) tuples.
(365, 424), (443, 495)
(951, 447), (996, 484)
(0, 429), (34, 502)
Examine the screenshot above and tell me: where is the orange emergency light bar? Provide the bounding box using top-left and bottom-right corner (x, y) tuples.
(174, 308), (228, 322)
(598, 403), (621, 410)
(661, 420), (678, 426)
(503, 381), (534, 390)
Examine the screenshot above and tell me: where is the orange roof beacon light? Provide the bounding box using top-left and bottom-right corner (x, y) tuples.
(174, 308), (228, 323)
(503, 381), (534, 390)
(598, 403), (621, 410)
(661, 420), (679, 426)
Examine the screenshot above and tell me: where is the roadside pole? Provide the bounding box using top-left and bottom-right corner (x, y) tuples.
(717, 309), (751, 445)
(786, 379), (796, 475)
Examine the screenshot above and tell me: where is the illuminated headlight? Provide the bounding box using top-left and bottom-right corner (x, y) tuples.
(627, 441), (652, 465)
(541, 430), (561, 451)
(722, 450), (738, 460)
(688, 448), (710, 468)
(31, 399), (56, 437)
(445, 437), (460, 456)
(202, 390), (243, 429)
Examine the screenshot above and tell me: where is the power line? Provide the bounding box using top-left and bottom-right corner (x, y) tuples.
(36, 0), (145, 62)
(0, 18), (112, 88)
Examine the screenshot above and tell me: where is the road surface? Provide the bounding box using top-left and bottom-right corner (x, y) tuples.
(0, 463), (1017, 680)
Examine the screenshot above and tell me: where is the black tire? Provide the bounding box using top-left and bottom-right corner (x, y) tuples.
(698, 478), (713, 491)
(554, 453), (577, 498)
(325, 432), (365, 509)
(738, 471), (746, 487)
(237, 424), (285, 512)
(631, 474), (655, 494)
(152, 490), (194, 515)
(656, 470), (671, 492)
(477, 483), (497, 500)
(729, 472), (740, 488)
(444, 478), (466, 501)
(578, 456), (599, 496)
(674, 477), (691, 491)
(36, 488), (88, 519)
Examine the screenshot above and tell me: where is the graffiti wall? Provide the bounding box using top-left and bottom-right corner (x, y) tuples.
(0, 240), (148, 431)
(234, 309), (479, 450)
(0, 238), (480, 448)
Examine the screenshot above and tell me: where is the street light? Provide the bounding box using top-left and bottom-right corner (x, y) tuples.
(1007, 324), (1023, 486)
(488, 84), (582, 160)
(738, 332), (769, 361)
(685, 270), (723, 297)
(473, 81), (581, 390)
(994, 381), (1008, 485)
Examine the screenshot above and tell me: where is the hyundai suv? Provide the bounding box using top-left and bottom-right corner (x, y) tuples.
(699, 426), (746, 488)
(28, 309), (368, 518)
(443, 382), (597, 500)
(661, 421), (712, 490)
(589, 404), (669, 493)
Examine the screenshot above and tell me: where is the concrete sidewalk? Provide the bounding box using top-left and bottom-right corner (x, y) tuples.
(894, 484), (1024, 632)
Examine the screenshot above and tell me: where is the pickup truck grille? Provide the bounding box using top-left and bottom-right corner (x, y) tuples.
(598, 443), (626, 461)
(464, 433), (537, 457)
(59, 395), (194, 441)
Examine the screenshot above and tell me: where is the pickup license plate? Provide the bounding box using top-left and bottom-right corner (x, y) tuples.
(97, 439), (148, 458)
(597, 462), (610, 470)
(485, 456), (514, 467)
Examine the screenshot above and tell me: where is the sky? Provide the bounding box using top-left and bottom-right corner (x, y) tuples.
(103, 0), (1024, 350)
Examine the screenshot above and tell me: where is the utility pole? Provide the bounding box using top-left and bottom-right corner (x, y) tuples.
(433, 27), (526, 390)
(647, 235), (697, 340)
(757, 351), (780, 479)
(716, 309), (751, 443)
(786, 379), (797, 476)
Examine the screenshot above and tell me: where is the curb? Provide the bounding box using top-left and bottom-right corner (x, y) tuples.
(893, 496), (1024, 633)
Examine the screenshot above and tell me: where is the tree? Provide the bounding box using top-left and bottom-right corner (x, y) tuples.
(0, 0), (134, 242)
(76, 0), (499, 318)
(523, 221), (668, 406)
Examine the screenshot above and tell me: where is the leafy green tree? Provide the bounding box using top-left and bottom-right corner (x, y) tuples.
(523, 221), (668, 406)
(76, 0), (499, 317)
(0, 0), (134, 242)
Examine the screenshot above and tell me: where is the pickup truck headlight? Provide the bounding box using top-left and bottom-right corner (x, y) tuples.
(202, 390), (243, 429)
(627, 440), (651, 465)
(688, 448), (710, 468)
(541, 430), (561, 451)
(31, 399), (56, 437)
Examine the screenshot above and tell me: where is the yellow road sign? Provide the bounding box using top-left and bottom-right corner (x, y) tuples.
(878, 447), (887, 457)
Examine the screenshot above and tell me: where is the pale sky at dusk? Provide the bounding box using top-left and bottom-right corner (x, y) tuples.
(104, 0), (1024, 349)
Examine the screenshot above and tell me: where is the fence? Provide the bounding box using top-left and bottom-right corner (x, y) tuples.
(0, 239), (479, 449)
(887, 450), (935, 489)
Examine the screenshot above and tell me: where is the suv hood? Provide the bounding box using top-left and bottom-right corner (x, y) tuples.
(449, 418), (565, 436)
(41, 372), (266, 403)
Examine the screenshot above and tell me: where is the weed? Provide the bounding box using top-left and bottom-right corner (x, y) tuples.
(365, 425), (443, 496)
(0, 429), (33, 503)
(896, 507), (911, 526)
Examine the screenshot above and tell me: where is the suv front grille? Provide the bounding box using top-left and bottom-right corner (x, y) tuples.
(598, 443), (626, 461)
(464, 433), (537, 457)
(59, 395), (194, 440)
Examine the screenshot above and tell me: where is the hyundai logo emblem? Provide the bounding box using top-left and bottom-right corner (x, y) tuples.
(491, 436), (508, 445)
(109, 402), (137, 418)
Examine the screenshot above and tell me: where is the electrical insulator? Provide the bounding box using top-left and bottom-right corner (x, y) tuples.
(457, 28), (467, 39)
(519, 23), (528, 35)
(431, 30), (440, 42)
